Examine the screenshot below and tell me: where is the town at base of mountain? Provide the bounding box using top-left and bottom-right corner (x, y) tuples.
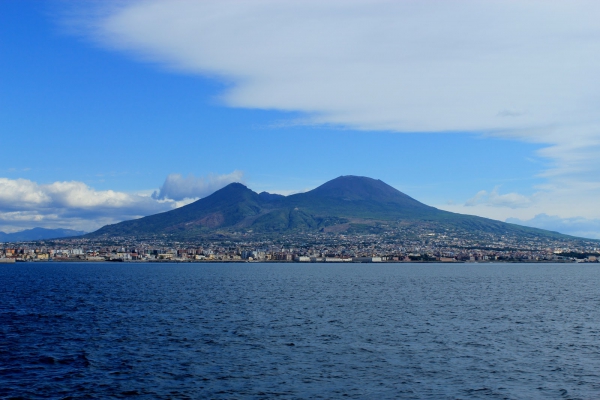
(2, 176), (598, 263)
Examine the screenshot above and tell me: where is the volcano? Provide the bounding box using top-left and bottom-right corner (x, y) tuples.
(87, 176), (569, 239)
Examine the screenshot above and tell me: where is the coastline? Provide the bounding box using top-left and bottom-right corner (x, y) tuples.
(1, 258), (590, 264)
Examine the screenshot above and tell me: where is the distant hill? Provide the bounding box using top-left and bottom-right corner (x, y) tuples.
(0, 228), (87, 242)
(88, 175), (574, 240)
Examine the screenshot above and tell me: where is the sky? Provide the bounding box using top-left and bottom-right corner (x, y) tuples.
(2, 0), (600, 238)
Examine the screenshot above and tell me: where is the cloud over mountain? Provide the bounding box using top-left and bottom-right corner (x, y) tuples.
(152, 170), (244, 201)
(75, 0), (600, 178)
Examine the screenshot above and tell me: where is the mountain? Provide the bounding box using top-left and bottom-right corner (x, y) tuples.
(88, 175), (573, 240)
(0, 228), (87, 242)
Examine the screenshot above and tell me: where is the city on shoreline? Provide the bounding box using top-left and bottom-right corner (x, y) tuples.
(2, 228), (599, 264)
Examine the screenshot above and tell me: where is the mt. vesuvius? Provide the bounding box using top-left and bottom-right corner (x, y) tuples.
(87, 176), (572, 240)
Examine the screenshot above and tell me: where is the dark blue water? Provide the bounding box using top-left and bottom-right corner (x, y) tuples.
(2, 263), (600, 399)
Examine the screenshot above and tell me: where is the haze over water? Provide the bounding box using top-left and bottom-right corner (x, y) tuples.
(2, 263), (600, 399)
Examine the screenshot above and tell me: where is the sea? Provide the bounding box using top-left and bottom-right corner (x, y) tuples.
(1, 262), (600, 399)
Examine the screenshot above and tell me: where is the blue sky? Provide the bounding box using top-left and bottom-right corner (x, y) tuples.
(2, 1), (600, 238)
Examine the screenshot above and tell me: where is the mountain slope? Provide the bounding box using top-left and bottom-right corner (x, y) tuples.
(92, 183), (264, 237)
(87, 175), (574, 239)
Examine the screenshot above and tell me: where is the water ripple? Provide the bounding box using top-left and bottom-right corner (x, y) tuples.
(1, 263), (600, 399)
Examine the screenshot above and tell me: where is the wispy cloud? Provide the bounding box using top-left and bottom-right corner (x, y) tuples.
(465, 187), (534, 209)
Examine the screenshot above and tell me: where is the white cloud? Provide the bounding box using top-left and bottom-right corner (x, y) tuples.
(74, 0), (600, 134)
(0, 178), (162, 212)
(0, 177), (173, 232)
(152, 170), (244, 201)
(0, 178), (50, 208)
(507, 214), (600, 240)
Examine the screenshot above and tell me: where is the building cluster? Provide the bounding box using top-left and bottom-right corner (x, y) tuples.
(1, 228), (599, 263)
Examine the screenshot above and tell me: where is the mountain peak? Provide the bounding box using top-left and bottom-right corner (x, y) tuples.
(185, 181), (256, 208)
(221, 182), (248, 191)
(306, 175), (422, 205)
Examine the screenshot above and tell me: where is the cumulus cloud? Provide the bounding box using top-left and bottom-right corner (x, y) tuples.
(0, 178), (162, 213)
(507, 214), (600, 240)
(0, 178), (50, 208)
(0, 177), (172, 232)
(152, 170), (244, 201)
